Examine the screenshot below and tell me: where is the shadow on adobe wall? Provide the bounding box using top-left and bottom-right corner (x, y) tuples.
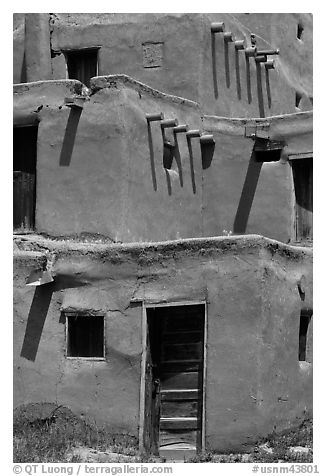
(59, 107), (83, 166)
(245, 56), (252, 104)
(147, 121), (158, 191)
(256, 63), (265, 118)
(211, 34), (218, 99)
(148, 125), (187, 196)
(211, 35), (274, 114)
(20, 284), (55, 362)
(224, 40), (231, 89)
(173, 133), (184, 188)
(20, 52), (27, 83)
(235, 48), (242, 100)
(233, 149), (263, 234)
(265, 68), (272, 110)
(20, 275), (88, 361)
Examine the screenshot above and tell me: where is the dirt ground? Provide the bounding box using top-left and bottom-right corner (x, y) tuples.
(13, 403), (312, 463)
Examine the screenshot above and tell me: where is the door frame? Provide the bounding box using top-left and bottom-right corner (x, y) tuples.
(139, 300), (207, 454)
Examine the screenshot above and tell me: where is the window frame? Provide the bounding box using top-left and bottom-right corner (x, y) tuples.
(65, 311), (106, 361)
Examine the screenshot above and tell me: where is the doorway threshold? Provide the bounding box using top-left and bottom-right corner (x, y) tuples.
(160, 443), (196, 462)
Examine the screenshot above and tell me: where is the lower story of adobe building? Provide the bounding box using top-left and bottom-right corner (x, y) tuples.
(13, 234), (312, 457)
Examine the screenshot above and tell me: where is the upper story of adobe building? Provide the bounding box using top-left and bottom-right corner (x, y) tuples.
(14, 13), (313, 118)
(13, 14), (313, 245)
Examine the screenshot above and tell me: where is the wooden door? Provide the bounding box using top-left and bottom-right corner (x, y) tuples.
(146, 304), (205, 459)
(13, 125), (37, 231)
(292, 158), (313, 241)
(13, 171), (36, 230)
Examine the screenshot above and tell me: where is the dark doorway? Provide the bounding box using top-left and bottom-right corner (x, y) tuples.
(291, 158), (313, 241)
(143, 304), (205, 459)
(13, 125), (38, 231)
(298, 309), (312, 362)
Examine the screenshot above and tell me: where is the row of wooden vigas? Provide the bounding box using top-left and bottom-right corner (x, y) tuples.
(145, 113), (215, 193)
(210, 21), (279, 78)
(211, 21), (279, 116)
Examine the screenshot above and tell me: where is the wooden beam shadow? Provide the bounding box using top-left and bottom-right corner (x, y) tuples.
(245, 56), (252, 104)
(211, 34), (218, 99)
(235, 50), (242, 100)
(256, 63), (265, 118)
(163, 140), (174, 169)
(162, 127), (176, 196)
(20, 284), (55, 362)
(173, 133), (183, 187)
(186, 138), (197, 194)
(233, 150), (263, 234)
(265, 68), (272, 109)
(20, 51), (27, 83)
(165, 169), (172, 196)
(21, 275), (89, 361)
(147, 122), (158, 191)
(224, 41), (231, 88)
(59, 107), (83, 166)
(201, 142), (215, 170)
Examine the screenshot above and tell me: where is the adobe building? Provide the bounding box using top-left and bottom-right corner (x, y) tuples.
(13, 13), (313, 458)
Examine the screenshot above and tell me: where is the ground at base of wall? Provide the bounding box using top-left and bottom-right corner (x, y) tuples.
(187, 419), (313, 463)
(13, 404), (312, 463)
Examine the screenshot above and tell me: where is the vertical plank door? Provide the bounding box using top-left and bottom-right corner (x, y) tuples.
(157, 305), (205, 460)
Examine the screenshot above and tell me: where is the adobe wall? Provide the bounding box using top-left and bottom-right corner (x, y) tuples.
(13, 13), (313, 117)
(13, 235), (313, 451)
(13, 78), (312, 243)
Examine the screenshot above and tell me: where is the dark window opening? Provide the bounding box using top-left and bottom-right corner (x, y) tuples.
(298, 309), (312, 361)
(66, 315), (104, 358)
(295, 92), (302, 109)
(255, 148), (282, 162)
(292, 158), (313, 241)
(254, 139), (283, 162)
(13, 125), (38, 231)
(297, 23), (304, 40)
(65, 49), (98, 87)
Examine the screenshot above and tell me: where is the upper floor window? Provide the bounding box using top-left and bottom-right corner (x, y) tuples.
(65, 48), (99, 87)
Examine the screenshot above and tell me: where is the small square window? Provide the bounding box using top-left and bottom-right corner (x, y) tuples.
(66, 314), (104, 358)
